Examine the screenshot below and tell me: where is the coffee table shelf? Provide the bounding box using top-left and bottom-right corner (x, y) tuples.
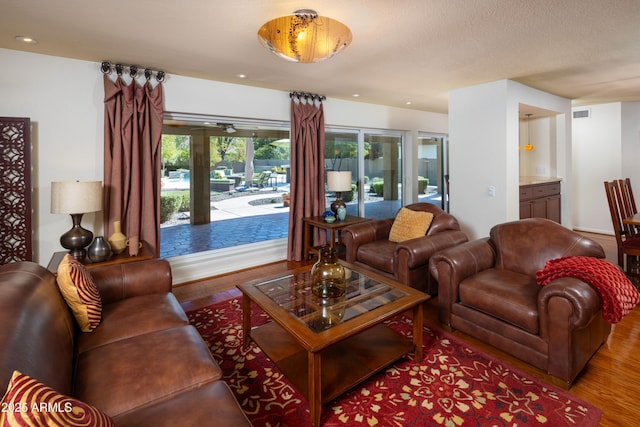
(251, 321), (413, 404)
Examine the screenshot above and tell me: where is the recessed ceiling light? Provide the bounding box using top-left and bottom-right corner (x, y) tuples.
(352, 94), (360, 98)
(236, 74), (247, 79)
(15, 36), (37, 44)
(406, 101), (412, 105)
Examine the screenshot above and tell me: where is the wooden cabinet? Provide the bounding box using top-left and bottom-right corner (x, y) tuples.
(520, 181), (561, 223)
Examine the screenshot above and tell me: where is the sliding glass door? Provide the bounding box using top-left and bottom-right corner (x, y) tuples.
(418, 133), (448, 211)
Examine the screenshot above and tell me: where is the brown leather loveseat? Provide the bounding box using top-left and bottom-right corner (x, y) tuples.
(429, 218), (611, 387)
(342, 202), (467, 294)
(0, 259), (251, 426)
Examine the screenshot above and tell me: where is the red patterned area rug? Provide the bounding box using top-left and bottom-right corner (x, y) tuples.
(187, 298), (601, 427)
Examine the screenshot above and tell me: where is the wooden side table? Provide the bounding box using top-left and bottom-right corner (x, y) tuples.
(303, 215), (370, 259)
(47, 241), (154, 274)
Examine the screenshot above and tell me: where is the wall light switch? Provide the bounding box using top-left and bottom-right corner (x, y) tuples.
(488, 186), (496, 197)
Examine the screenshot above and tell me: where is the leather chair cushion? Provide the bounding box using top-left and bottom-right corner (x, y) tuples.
(356, 240), (396, 274)
(459, 269), (540, 334)
(76, 293), (189, 354)
(74, 325), (222, 417)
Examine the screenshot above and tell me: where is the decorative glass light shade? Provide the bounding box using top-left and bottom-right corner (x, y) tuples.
(257, 9), (352, 63)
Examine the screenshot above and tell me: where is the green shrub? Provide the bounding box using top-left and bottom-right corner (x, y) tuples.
(418, 176), (429, 194)
(372, 181), (384, 196)
(341, 184), (357, 202)
(160, 194), (180, 223)
(176, 192), (190, 212)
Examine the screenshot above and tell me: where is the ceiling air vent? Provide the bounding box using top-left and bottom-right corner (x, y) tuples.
(573, 109), (590, 119)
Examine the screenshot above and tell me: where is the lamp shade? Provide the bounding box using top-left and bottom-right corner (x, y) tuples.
(51, 181), (102, 214)
(258, 9), (352, 63)
(327, 171), (352, 192)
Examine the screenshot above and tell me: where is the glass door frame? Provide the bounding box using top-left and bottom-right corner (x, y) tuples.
(417, 132), (449, 211)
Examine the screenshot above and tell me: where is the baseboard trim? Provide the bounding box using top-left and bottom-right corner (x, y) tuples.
(573, 226), (613, 235)
(167, 238), (288, 284)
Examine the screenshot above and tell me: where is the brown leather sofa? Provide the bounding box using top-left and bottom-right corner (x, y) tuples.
(342, 202), (468, 294)
(429, 218), (611, 387)
(0, 259), (251, 426)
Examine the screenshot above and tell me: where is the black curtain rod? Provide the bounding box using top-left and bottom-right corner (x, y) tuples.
(100, 61), (166, 82)
(289, 91), (326, 102)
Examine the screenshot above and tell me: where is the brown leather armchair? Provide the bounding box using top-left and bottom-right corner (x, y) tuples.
(342, 202), (468, 294)
(429, 218), (611, 387)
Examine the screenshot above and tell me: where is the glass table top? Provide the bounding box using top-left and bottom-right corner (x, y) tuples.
(256, 268), (408, 333)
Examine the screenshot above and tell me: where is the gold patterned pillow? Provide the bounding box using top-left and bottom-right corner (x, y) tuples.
(0, 370), (114, 426)
(56, 254), (102, 332)
(389, 208), (434, 242)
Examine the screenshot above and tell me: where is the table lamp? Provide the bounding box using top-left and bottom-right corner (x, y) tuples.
(51, 180), (102, 260)
(327, 171), (352, 216)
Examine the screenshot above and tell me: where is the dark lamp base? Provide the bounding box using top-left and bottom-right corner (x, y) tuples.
(60, 213), (94, 260)
(330, 194), (346, 216)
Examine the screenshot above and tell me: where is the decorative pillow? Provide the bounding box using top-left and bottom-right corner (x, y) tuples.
(0, 370), (114, 426)
(389, 208), (434, 243)
(56, 254), (102, 332)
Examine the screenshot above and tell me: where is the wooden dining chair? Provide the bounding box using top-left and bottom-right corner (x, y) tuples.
(604, 180), (640, 275)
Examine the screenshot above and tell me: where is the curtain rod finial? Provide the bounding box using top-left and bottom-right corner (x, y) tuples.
(100, 61), (111, 74)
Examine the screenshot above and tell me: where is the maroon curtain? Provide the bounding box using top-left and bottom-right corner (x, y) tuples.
(103, 75), (164, 256)
(287, 97), (326, 261)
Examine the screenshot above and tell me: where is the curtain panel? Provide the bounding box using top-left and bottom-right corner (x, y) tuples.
(287, 98), (326, 261)
(103, 76), (164, 256)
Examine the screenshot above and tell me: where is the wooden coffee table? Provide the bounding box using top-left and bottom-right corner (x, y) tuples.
(237, 262), (429, 427)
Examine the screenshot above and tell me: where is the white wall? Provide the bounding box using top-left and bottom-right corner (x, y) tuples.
(0, 48), (447, 281)
(572, 102), (640, 234)
(449, 80), (572, 239)
(621, 102), (640, 200)
(519, 117), (556, 177)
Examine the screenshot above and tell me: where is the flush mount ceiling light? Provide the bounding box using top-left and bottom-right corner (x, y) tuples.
(257, 9), (352, 63)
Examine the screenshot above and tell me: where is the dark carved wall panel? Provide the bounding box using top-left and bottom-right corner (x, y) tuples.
(0, 117), (32, 263)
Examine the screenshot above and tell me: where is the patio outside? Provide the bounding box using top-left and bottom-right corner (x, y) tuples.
(159, 173), (441, 259)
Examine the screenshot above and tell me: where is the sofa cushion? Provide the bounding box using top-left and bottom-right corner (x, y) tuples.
(75, 293), (190, 354)
(357, 240), (397, 274)
(56, 254), (102, 332)
(389, 207), (434, 242)
(0, 370), (114, 426)
(74, 325), (222, 417)
(112, 381), (251, 427)
(459, 268), (540, 334)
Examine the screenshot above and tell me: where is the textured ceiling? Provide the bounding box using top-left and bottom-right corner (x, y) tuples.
(2, 0), (639, 114)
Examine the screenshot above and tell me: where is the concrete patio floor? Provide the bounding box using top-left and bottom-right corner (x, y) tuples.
(159, 187), (441, 259)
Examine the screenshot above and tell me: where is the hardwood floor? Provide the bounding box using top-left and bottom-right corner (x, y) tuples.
(174, 232), (638, 426)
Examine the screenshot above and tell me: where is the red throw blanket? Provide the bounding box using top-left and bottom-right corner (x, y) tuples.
(536, 256), (640, 324)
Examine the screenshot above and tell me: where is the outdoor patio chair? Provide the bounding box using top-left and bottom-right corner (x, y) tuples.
(253, 171), (272, 188)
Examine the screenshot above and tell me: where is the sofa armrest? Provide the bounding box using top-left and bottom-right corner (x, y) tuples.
(537, 276), (608, 385)
(429, 238), (495, 325)
(90, 259), (173, 304)
(395, 230), (468, 269)
(538, 277), (603, 335)
(342, 219), (393, 262)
